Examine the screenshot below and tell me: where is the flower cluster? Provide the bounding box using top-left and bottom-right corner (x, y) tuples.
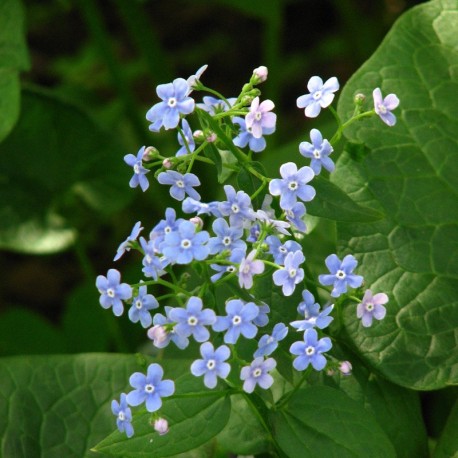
(96, 66), (397, 438)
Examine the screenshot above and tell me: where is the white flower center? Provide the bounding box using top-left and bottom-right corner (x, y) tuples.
(232, 315), (242, 326)
(313, 149), (321, 159)
(242, 264), (251, 274)
(305, 346), (315, 356)
(378, 103), (387, 114)
(135, 299), (143, 309)
(336, 269), (346, 279)
(168, 97), (177, 107)
(107, 288), (115, 298)
(118, 411), (125, 421)
(279, 247), (287, 253)
(145, 384), (155, 393)
(222, 236), (232, 246)
(145, 254), (152, 264)
(134, 163), (141, 174)
(289, 268), (297, 278)
(254, 111), (262, 121)
(266, 336), (274, 344)
(227, 266), (236, 273)
(176, 180), (185, 188)
(206, 359), (216, 370)
(365, 302), (375, 312)
(181, 239), (192, 249)
(164, 226), (172, 234)
(313, 90), (322, 100)
(288, 181), (298, 191)
(253, 368), (263, 378)
(231, 203), (240, 213)
(187, 316), (198, 326)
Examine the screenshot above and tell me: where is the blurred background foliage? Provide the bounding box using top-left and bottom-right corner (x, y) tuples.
(0, 0), (426, 358)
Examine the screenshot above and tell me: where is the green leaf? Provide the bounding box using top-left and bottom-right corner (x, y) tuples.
(216, 394), (269, 455)
(236, 161), (266, 208)
(94, 373), (232, 457)
(0, 88), (133, 253)
(0, 354), (144, 457)
(0, 0), (29, 142)
(334, 0), (458, 389)
(0, 308), (66, 356)
(326, 348), (428, 458)
(307, 175), (384, 222)
(434, 398), (458, 458)
(271, 385), (396, 458)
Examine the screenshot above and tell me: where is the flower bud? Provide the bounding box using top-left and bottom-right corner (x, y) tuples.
(252, 65), (268, 84)
(354, 93), (366, 105)
(339, 361), (352, 376)
(193, 129), (205, 142)
(205, 131), (217, 143)
(154, 418), (169, 435)
(142, 146), (158, 161)
(190, 216), (204, 230)
(162, 158), (173, 169)
(147, 325), (168, 346)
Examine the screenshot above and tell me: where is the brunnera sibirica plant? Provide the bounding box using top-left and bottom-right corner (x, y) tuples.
(95, 64), (399, 453)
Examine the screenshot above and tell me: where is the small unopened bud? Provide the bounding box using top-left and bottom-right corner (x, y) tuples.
(339, 361), (352, 376)
(326, 368), (336, 376)
(154, 418), (169, 435)
(162, 158), (173, 169)
(142, 146), (158, 161)
(206, 131), (217, 143)
(193, 129), (205, 142)
(252, 65), (268, 84)
(354, 93), (366, 105)
(147, 325), (168, 346)
(190, 216), (203, 229)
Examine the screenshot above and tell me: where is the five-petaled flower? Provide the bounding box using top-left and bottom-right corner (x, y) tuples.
(240, 357), (276, 393)
(296, 76), (339, 118)
(111, 393), (134, 438)
(373, 88), (400, 126)
(357, 289), (388, 327)
(96, 269), (132, 316)
(124, 146), (150, 192)
(245, 97), (277, 139)
(126, 363), (175, 412)
(299, 129), (335, 175)
(190, 342), (231, 388)
(157, 171), (201, 202)
(290, 328), (332, 371)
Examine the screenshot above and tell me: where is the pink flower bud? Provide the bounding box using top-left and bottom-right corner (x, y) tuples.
(154, 418), (169, 435)
(142, 146), (158, 161)
(162, 158), (173, 169)
(147, 325), (167, 346)
(206, 131), (217, 143)
(253, 65), (268, 83)
(339, 361), (352, 376)
(193, 129), (204, 141)
(190, 216), (203, 229)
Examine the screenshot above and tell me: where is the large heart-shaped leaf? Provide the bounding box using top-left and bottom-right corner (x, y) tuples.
(0, 88), (133, 253)
(334, 0), (458, 389)
(0, 0), (29, 142)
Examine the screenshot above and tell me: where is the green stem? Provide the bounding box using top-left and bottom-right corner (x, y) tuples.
(276, 368), (310, 409)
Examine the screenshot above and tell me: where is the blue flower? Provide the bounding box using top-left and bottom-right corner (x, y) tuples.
(318, 254), (363, 297)
(146, 78), (195, 131)
(140, 237), (166, 279)
(208, 217), (247, 255)
(96, 269), (132, 316)
(197, 96), (236, 114)
(253, 303), (270, 327)
(238, 250), (265, 289)
(213, 299), (259, 344)
(357, 289), (388, 327)
(128, 285), (159, 328)
(373, 88), (400, 126)
(168, 296), (216, 342)
(190, 342), (231, 388)
(160, 220), (209, 265)
(272, 251), (305, 296)
(299, 129), (335, 175)
(124, 146), (150, 192)
(247, 223), (261, 242)
(285, 202), (307, 233)
(296, 76), (339, 118)
(186, 64), (208, 94)
(157, 171), (201, 202)
(232, 116), (274, 153)
(150, 208), (184, 251)
(240, 357), (276, 393)
(182, 198), (222, 217)
(219, 185), (255, 227)
(265, 235), (302, 265)
(245, 97), (277, 139)
(290, 328), (332, 371)
(126, 363), (175, 412)
(151, 307), (189, 349)
(210, 248), (245, 283)
(114, 221), (143, 261)
(254, 323), (288, 358)
(176, 119), (195, 157)
(254, 209), (291, 236)
(111, 393), (134, 438)
(269, 162), (315, 211)
(290, 290), (334, 331)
